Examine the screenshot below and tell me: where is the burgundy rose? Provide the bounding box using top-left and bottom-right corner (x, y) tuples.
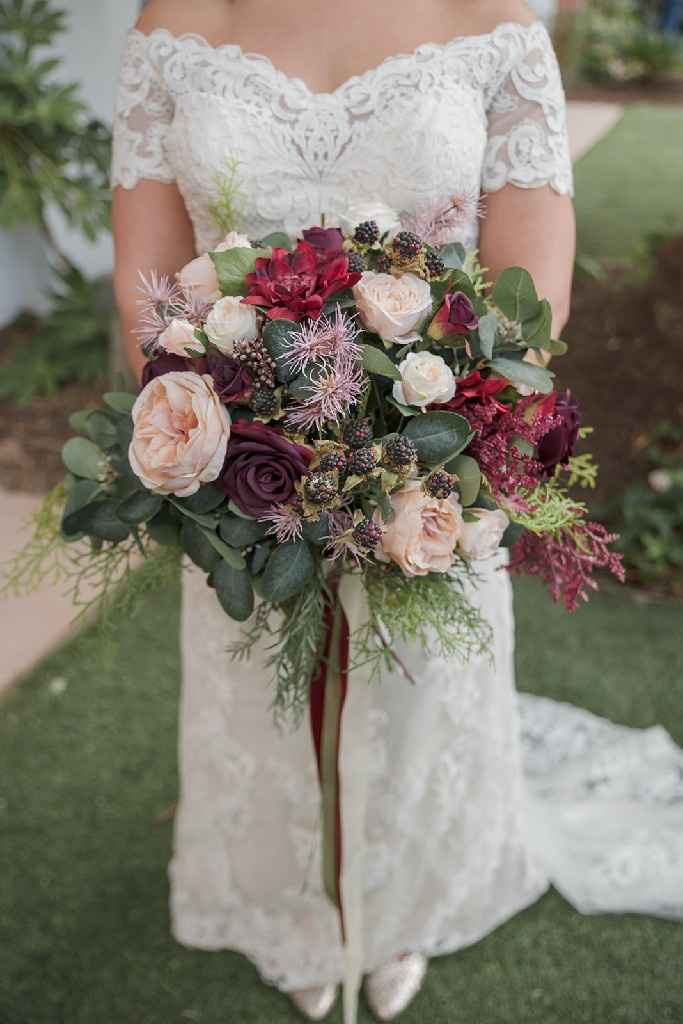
(537, 390), (581, 477)
(141, 353), (191, 387)
(220, 420), (313, 517)
(206, 350), (253, 405)
(429, 291), (479, 340)
(242, 241), (361, 321)
(301, 226), (345, 262)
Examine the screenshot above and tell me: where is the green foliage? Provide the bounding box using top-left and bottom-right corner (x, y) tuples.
(402, 410), (472, 465)
(361, 343), (402, 381)
(0, 267), (112, 402)
(212, 561), (254, 621)
(211, 246), (270, 296)
(207, 157), (246, 234)
(262, 319), (300, 383)
(260, 540), (315, 603)
(488, 356), (555, 395)
(581, 0), (679, 84)
(0, 0), (111, 239)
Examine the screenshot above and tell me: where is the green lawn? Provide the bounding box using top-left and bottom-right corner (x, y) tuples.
(1, 576), (682, 1024)
(573, 105), (683, 263)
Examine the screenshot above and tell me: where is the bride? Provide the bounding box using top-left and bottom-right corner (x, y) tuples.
(111, 0), (682, 1020)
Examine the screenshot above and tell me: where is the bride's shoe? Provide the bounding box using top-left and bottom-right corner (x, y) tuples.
(365, 954), (428, 1021)
(289, 984), (338, 1021)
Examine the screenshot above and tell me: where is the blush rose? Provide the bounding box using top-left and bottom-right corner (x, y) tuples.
(353, 271), (433, 345)
(374, 479), (463, 576)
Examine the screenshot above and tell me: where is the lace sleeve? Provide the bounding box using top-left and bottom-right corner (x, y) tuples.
(482, 23), (573, 196)
(111, 31), (176, 190)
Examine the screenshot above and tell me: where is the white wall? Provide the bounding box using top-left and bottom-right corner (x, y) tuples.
(0, 0), (139, 326)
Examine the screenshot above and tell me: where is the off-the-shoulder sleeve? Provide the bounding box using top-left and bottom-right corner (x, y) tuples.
(111, 30), (176, 189)
(482, 23), (573, 196)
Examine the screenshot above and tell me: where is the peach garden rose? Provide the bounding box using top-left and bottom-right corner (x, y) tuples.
(374, 479), (463, 576)
(129, 371), (231, 497)
(352, 271), (433, 345)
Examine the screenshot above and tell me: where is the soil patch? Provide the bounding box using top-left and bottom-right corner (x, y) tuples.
(568, 81), (683, 107)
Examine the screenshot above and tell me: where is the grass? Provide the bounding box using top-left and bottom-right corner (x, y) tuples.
(573, 105), (683, 263)
(1, 577), (682, 1024)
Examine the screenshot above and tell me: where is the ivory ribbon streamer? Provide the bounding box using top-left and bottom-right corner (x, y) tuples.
(337, 573), (374, 1024)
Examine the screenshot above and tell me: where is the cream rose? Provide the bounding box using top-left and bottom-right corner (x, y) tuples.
(157, 318), (206, 357)
(353, 272), (433, 345)
(374, 479), (463, 576)
(215, 230), (252, 252)
(205, 296), (259, 354)
(176, 253), (220, 301)
(393, 351), (456, 410)
(339, 201), (401, 239)
(458, 509), (509, 561)
(129, 372), (231, 497)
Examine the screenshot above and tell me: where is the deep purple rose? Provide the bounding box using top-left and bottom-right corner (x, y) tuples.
(301, 226), (345, 262)
(220, 420), (313, 517)
(141, 353), (190, 388)
(430, 290), (479, 340)
(537, 390), (581, 477)
(206, 350), (253, 405)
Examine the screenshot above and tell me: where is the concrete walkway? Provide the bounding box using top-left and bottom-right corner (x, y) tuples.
(0, 99), (624, 696)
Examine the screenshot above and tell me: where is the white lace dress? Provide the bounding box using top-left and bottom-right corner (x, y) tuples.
(111, 21), (683, 991)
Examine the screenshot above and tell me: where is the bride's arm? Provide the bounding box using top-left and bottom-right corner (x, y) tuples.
(112, 182), (195, 381)
(479, 184), (576, 341)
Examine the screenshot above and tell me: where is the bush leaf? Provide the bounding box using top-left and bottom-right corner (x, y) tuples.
(260, 540), (315, 603)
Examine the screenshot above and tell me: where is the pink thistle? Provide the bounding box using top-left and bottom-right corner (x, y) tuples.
(402, 188), (483, 247)
(259, 502), (304, 544)
(508, 522), (625, 611)
(134, 270), (216, 356)
(324, 511), (367, 565)
(284, 307), (362, 374)
(286, 349), (364, 432)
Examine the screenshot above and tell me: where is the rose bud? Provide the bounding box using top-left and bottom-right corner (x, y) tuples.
(206, 350), (253, 405)
(301, 226), (345, 262)
(428, 291), (479, 341)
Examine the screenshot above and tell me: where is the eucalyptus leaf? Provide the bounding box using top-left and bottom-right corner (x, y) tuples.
(62, 437), (106, 480)
(168, 498), (219, 529)
(491, 268), (540, 324)
(438, 242), (466, 269)
(177, 485), (226, 515)
(213, 561), (254, 621)
(403, 411), (472, 465)
(500, 521), (525, 548)
(361, 344), (401, 381)
(85, 410), (118, 449)
(219, 513), (269, 548)
(547, 338), (568, 357)
(257, 231), (293, 250)
(181, 520), (220, 573)
(117, 490), (164, 526)
(201, 529), (247, 570)
(445, 270), (477, 302)
(302, 513), (330, 545)
(262, 319), (300, 383)
(147, 507), (181, 547)
(445, 454), (481, 507)
(210, 247), (270, 296)
(477, 312), (499, 360)
(61, 479), (101, 540)
(488, 357), (555, 395)
(249, 543), (272, 576)
(64, 499), (130, 543)
(522, 299), (553, 348)
(103, 392), (137, 415)
(68, 408), (96, 435)
(387, 397), (417, 417)
(260, 540), (315, 603)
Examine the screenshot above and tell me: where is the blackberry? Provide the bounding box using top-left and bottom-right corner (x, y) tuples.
(392, 231), (423, 261)
(347, 445), (378, 476)
(343, 417), (373, 449)
(234, 338), (276, 389)
(304, 472), (339, 507)
(353, 220), (380, 245)
(346, 251), (366, 274)
(425, 248), (446, 278)
(425, 470), (457, 500)
(374, 250), (393, 274)
(250, 388), (278, 417)
(352, 518), (383, 550)
(318, 449), (348, 475)
(383, 434), (418, 469)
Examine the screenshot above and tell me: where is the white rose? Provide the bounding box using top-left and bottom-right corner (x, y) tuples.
(353, 272), (433, 345)
(205, 296), (259, 354)
(157, 318), (205, 357)
(176, 253), (220, 301)
(393, 352), (456, 410)
(215, 231), (252, 252)
(339, 201), (401, 239)
(458, 509), (509, 561)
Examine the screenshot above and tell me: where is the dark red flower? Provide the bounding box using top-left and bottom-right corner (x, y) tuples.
(537, 390), (581, 478)
(429, 290), (479, 340)
(242, 241), (361, 321)
(206, 351), (253, 405)
(220, 420), (313, 517)
(141, 353), (191, 387)
(301, 226), (345, 262)
(434, 371), (509, 412)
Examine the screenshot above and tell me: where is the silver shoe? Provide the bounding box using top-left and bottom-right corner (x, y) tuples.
(365, 954), (428, 1021)
(289, 984), (338, 1021)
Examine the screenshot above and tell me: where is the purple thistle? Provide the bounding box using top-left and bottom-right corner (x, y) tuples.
(259, 502), (304, 543)
(402, 188), (483, 247)
(286, 351), (364, 432)
(284, 307), (361, 375)
(135, 270), (215, 356)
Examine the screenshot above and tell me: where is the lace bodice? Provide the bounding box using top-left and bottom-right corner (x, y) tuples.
(111, 20), (573, 254)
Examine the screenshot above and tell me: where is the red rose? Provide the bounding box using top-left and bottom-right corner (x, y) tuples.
(434, 370), (509, 412)
(242, 241), (361, 321)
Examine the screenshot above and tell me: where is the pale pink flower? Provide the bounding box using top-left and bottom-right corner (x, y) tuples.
(402, 189), (483, 247)
(374, 479), (463, 576)
(259, 503), (304, 543)
(284, 307), (361, 375)
(286, 352), (364, 432)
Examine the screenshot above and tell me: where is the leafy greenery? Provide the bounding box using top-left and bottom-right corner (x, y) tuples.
(580, 0), (680, 84)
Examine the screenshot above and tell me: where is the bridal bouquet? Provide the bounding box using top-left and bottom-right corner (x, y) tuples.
(8, 208), (623, 723)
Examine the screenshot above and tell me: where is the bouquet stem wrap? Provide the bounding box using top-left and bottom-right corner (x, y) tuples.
(310, 574), (374, 1024)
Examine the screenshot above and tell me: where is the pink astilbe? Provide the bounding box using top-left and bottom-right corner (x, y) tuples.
(135, 270), (214, 356)
(284, 307), (362, 374)
(402, 189), (484, 247)
(259, 502), (304, 543)
(508, 522), (625, 611)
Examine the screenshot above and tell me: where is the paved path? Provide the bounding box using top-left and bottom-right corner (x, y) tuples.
(0, 99), (624, 696)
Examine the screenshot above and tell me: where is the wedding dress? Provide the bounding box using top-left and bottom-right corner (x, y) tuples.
(111, 20), (683, 993)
